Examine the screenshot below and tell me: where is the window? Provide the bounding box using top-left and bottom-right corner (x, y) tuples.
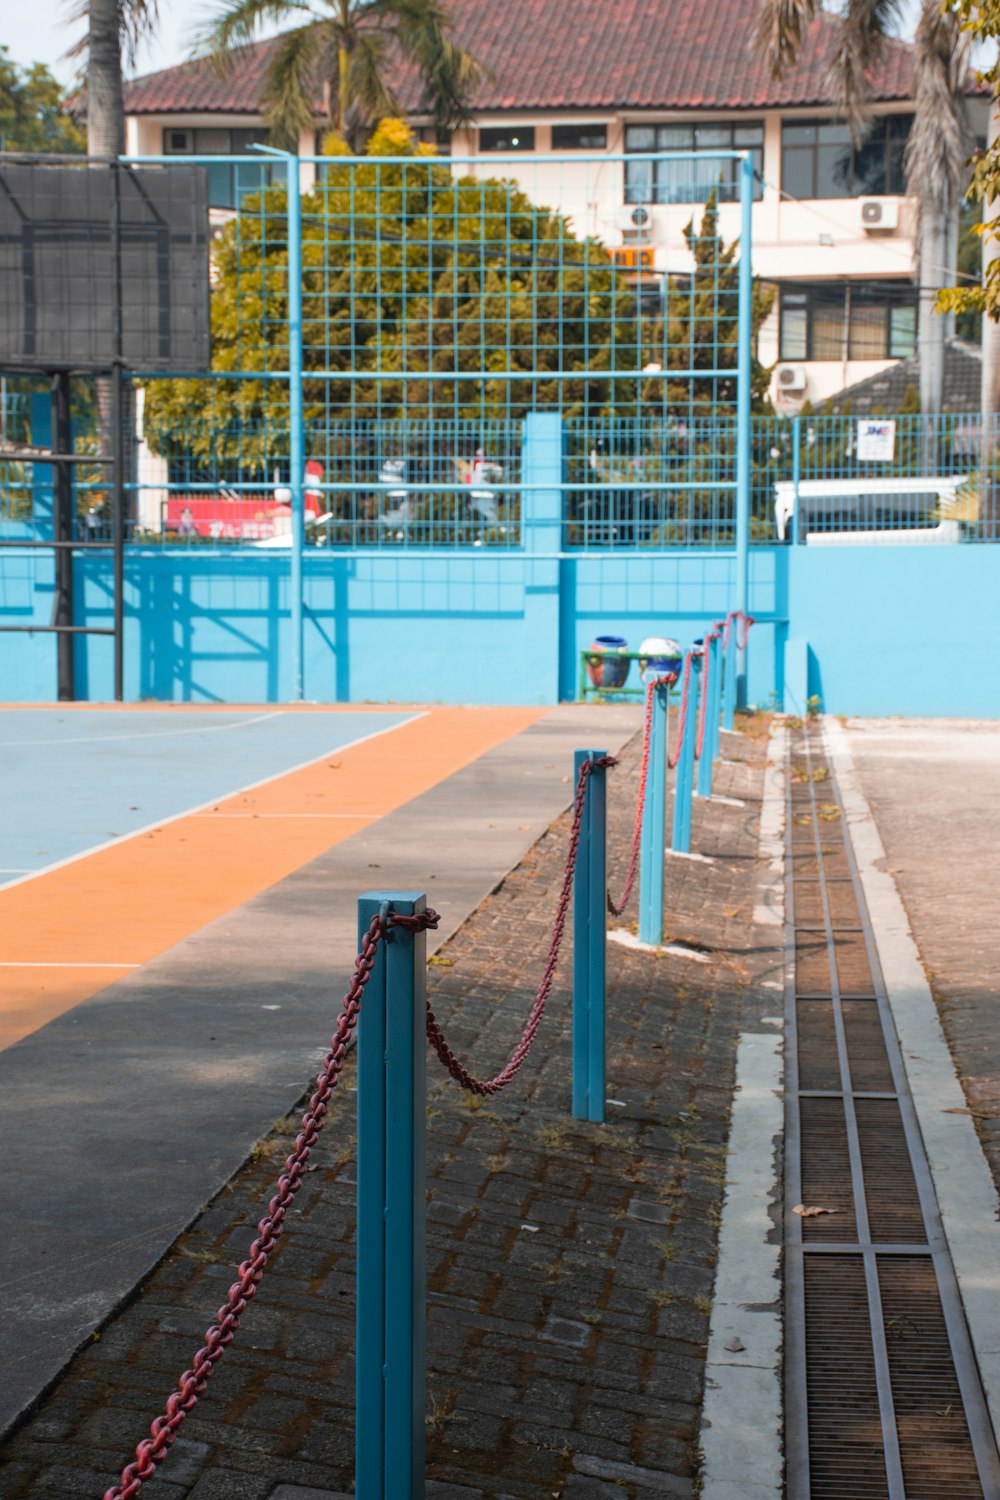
(779, 282), (917, 361)
(479, 126), (535, 152)
(781, 115), (911, 199)
(414, 126), (452, 153)
(163, 126), (272, 209)
(552, 123), (608, 150)
(624, 122), (763, 204)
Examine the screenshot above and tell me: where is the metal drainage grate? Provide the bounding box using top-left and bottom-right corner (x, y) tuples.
(784, 727), (1000, 1500)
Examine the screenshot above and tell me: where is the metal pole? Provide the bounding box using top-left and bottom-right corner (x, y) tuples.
(722, 620), (737, 732)
(356, 891), (427, 1500)
(572, 750), (607, 1123)
(111, 159), (125, 701)
(672, 656), (700, 855)
(697, 634), (722, 798)
(735, 152), (754, 709)
(792, 413), (802, 546)
(52, 371), (74, 701)
(710, 633), (723, 765)
(285, 152), (305, 701)
(638, 682), (669, 946)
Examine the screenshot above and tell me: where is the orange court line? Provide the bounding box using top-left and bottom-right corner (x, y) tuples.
(0, 706), (544, 1051)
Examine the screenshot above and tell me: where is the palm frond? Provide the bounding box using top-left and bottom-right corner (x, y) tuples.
(349, 31), (399, 123)
(192, 0), (313, 76)
(260, 23), (324, 145)
(64, 0), (161, 69)
(384, 0), (481, 124)
(905, 0), (972, 215)
(751, 0), (818, 76)
(824, 0), (904, 140)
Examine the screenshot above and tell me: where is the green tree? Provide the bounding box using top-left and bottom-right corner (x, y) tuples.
(198, 0), (480, 151)
(142, 120), (638, 454)
(0, 49), (84, 153)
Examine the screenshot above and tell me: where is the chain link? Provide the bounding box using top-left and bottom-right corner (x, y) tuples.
(102, 906), (438, 1500)
(607, 677), (669, 917)
(425, 755), (612, 1095)
(695, 631), (722, 762)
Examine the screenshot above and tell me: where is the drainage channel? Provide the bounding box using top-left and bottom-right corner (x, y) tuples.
(783, 722), (1000, 1500)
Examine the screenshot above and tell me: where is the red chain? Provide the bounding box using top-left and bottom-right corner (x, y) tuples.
(668, 652), (695, 770)
(719, 611), (755, 651)
(426, 755), (613, 1095)
(607, 676), (669, 917)
(102, 906), (438, 1500)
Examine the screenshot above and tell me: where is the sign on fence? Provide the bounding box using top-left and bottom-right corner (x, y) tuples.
(856, 419), (896, 462)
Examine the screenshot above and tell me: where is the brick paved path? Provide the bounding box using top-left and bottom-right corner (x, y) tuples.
(0, 720), (774, 1500)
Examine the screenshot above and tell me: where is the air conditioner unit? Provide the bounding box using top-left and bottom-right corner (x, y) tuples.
(616, 205), (662, 240)
(777, 364), (807, 393)
(860, 198), (899, 233)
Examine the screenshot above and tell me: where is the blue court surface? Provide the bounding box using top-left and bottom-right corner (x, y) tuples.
(0, 707), (418, 887)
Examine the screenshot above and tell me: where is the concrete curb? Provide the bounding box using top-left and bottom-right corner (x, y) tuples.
(699, 724), (785, 1500)
(824, 717), (1000, 1446)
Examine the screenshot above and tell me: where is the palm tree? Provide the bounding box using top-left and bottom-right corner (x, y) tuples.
(198, 0), (481, 152)
(754, 0), (971, 416)
(68, 0), (161, 155)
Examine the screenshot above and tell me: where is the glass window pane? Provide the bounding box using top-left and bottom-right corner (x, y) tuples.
(812, 287), (846, 359)
(816, 142), (852, 197)
(782, 146), (814, 198)
(889, 303), (917, 357)
(694, 127), (730, 148)
(783, 124), (817, 146)
(626, 125), (656, 150)
(552, 123), (607, 149)
(205, 162), (234, 209)
(625, 158), (654, 203)
(734, 125), (764, 146)
(848, 296), (887, 359)
(194, 128), (230, 153)
(816, 122), (852, 145)
(479, 126), (535, 151)
(887, 140), (907, 195)
(163, 128), (192, 154)
(780, 300), (808, 360)
(853, 137), (886, 196)
(230, 128), (268, 154)
(657, 126), (694, 148)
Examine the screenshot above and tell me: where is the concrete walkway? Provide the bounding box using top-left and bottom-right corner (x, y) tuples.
(845, 719), (1000, 1187)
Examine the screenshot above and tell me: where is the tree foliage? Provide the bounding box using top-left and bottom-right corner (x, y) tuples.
(0, 49), (85, 154)
(143, 122), (773, 461)
(937, 0), (1000, 324)
(198, 0), (481, 150)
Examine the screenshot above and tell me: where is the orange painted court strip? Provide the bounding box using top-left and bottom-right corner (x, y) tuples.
(0, 706), (543, 1051)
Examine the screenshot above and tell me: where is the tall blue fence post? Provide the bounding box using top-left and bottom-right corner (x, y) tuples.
(722, 620), (737, 732)
(735, 152), (754, 709)
(696, 634), (723, 798)
(672, 659), (700, 855)
(522, 413), (564, 700)
(286, 151), (305, 702)
(638, 682), (669, 946)
(356, 892), (427, 1500)
(572, 750), (607, 1124)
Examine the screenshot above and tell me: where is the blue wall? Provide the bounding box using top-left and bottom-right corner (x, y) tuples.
(2, 539), (997, 716)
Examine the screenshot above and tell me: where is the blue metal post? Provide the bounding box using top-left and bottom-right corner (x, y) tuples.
(735, 152), (754, 710)
(697, 634), (723, 798)
(672, 657), (700, 855)
(356, 892), (427, 1500)
(722, 622), (737, 732)
(572, 750), (607, 1123)
(638, 682), (669, 946)
(710, 633), (723, 766)
(792, 414), (802, 545)
(285, 152), (305, 701)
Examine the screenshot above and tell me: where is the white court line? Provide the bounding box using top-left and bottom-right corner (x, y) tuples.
(0, 709), (283, 749)
(0, 960), (138, 972)
(0, 712), (426, 895)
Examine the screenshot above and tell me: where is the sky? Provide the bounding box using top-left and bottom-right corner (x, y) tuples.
(5, 0), (927, 88)
(3, 0), (286, 85)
